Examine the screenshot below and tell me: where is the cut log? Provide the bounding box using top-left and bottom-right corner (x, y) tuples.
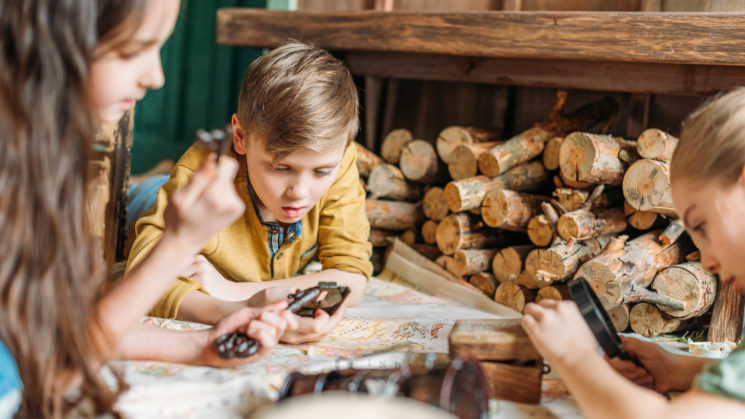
(400, 230), (417, 246)
(557, 207), (627, 241)
(380, 128), (413, 164)
(454, 248), (498, 276)
(559, 172), (593, 190)
(478, 126), (550, 177)
(526, 202), (560, 247)
(469, 272), (498, 298)
(435, 255), (463, 279)
(421, 219), (439, 245)
(367, 163), (423, 201)
(542, 136), (564, 171)
(559, 132), (637, 185)
(482, 189), (550, 231)
(437, 126), (498, 164)
(365, 199), (423, 231)
(624, 200), (659, 230)
(494, 282), (536, 313)
(400, 139), (446, 183)
(448, 141), (502, 180)
(492, 245), (535, 284)
(444, 161), (548, 212)
(552, 187), (617, 213)
(651, 262), (717, 319)
(630, 303), (695, 337)
(520, 235), (612, 289)
(535, 285), (570, 303)
(637, 128), (678, 161)
(576, 232), (693, 308)
(368, 229), (398, 247)
(410, 243), (441, 261)
(608, 304), (631, 332)
(435, 213), (504, 255)
(686, 250), (701, 262)
(659, 219), (686, 245)
(623, 159), (676, 216)
(354, 142), (384, 178)
(422, 186), (449, 221)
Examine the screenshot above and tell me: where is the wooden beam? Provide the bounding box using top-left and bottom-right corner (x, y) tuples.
(341, 51), (745, 96)
(216, 10), (745, 65)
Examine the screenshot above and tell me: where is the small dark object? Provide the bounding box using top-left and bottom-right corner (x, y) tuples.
(568, 277), (637, 362)
(214, 282), (351, 359)
(194, 125), (233, 161)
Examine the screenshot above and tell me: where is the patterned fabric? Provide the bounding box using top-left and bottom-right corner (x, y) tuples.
(694, 338), (745, 401)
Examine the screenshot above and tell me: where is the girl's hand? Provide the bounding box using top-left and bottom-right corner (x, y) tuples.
(198, 302), (297, 367)
(280, 307), (346, 344)
(607, 335), (681, 392)
(163, 155), (244, 254)
(521, 299), (600, 371)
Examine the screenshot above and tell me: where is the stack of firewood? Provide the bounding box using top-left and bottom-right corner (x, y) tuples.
(357, 92), (716, 337)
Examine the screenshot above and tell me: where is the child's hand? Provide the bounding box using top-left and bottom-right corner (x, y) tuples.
(182, 255), (236, 300)
(280, 307), (346, 344)
(163, 156), (244, 254)
(247, 286), (298, 308)
(607, 335), (680, 392)
(198, 302), (297, 367)
(521, 299), (600, 371)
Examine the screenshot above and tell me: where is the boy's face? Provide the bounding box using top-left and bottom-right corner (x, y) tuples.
(672, 173), (745, 294)
(232, 115), (347, 224)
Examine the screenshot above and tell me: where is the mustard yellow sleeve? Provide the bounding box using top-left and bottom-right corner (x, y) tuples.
(318, 144), (373, 279)
(124, 154), (209, 319)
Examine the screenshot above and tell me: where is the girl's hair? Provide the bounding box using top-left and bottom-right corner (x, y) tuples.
(236, 40), (359, 161)
(671, 87), (745, 186)
(0, 0), (146, 416)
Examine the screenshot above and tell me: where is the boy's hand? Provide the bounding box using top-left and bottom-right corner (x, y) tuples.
(521, 299), (600, 371)
(198, 302), (297, 367)
(163, 155), (244, 254)
(280, 307), (346, 344)
(607, 335), (681, 392)
(182, 255), (236, 300)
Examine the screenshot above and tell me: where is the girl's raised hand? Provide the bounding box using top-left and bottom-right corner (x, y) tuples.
(607, 335), (682, 392)
(163, 155), (245, 254)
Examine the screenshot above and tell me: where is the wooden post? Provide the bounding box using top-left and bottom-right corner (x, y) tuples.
(444, 161), (548, 212)
(380, 128), (413, 164)
(448, 141), (501, 180)
(577, 232), (692, 308)
(354, 142), (384, 178)
(559, 132), (636, 185)
(659, 219), (686, 245)
(630, 303), (695, 337)
(421, 219), (439, 245)
(435, 212), (504, 255)
(400, 139), (446, 183)
(637, 128), (678, 161)
(623, 159), (676, 216)
(482, 189), (550, 231)
(367, 163), (423, 201)
(436, 125), (498, 164)
(478, 126), (550, 177)
(557, 207), (627, 241)
(365, 199), (423, 231)
(454, 248), (499, 276)
(422, 186), (449, 221)
(542, 136), (563, 171)
(708, 283), (745, 342)
(520, 235), (612, 288)
(624, 200), (658, 230)
(494, 282), (536, 313)
(651, 262), (717, 319)
(492, 245), (535, 283)
(469, 272), (498, 298)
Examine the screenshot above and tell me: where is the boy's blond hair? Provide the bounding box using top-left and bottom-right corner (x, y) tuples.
(672, 87), (745, 185)
(236, 40), (359, 160)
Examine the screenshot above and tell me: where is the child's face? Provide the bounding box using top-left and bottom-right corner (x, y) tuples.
(234, 121), (347, 224)
(672, 174), (745, 294)
(88, 0), (180, 123)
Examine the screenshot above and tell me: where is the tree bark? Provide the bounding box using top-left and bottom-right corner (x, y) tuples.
(482, 189), (550, 231)
(365, 199), (423, 231)
(400, 139), (446, 183)
(623, 159), (676, 216)
(494, 282), (536, 313)
(492, 244), (535, 284)
(380, 128), (413, 164)
(435, 213), (505, 255)
(444, 161), (548, 212)
(478, 126), (550, 177)
(422, 186), (449, 221)
(651, 262), (717, 319)
(659, 219), (686, 245)
(624, 200), (659, 230)
(421, 219), (439, 245)
(559, 132), (637, 185)
(519, 234), (612, 289)
(557, 207), (627, 241)
(708, 284), (745, 342)
(448, 141), (502, 180)
(542, 136), (564, 171)
(637, 128), (678, 161)
(469, 272), (498, 298)
(437, 125), (498, 164)
(354, 142), (384, 178)
(454, 248), (498, 276)
(367, 163), (423, 201)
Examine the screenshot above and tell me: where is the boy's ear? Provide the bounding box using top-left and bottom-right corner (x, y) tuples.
(232, 114), (247, 155)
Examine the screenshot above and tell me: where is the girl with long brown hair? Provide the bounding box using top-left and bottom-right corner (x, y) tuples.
(0, 0), (296, 417)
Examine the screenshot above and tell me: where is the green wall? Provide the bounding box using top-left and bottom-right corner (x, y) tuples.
(130, 0), (268, 175)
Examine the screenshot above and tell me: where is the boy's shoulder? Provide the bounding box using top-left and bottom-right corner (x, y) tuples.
(173, 143), (213, 172)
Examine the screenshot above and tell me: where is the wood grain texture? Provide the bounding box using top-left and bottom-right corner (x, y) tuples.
(217, 10), (745, 65)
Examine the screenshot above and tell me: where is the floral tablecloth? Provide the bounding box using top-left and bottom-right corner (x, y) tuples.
(112, 278), (581, 418)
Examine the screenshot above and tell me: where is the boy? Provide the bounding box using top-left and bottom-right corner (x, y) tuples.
(126, 41), (372, 342)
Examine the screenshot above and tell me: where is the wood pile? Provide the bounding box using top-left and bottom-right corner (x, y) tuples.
(358, 95), (716, 337)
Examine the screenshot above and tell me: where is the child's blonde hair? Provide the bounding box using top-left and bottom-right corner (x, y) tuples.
(672, 87), (745, 185)
(236, 40), (359, 160)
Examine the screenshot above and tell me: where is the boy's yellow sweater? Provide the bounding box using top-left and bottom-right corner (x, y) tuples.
(125, 143), (372, 319)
